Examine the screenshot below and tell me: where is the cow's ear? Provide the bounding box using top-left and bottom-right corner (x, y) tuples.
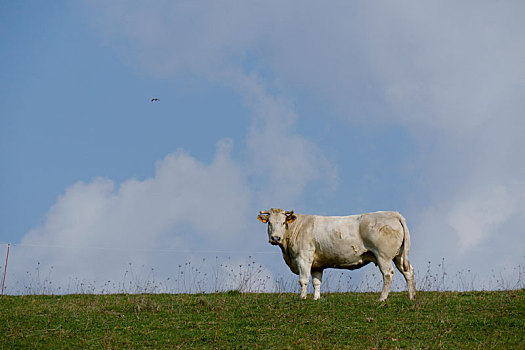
(286, 215), (296, 224)
(257, 215), (268, 223)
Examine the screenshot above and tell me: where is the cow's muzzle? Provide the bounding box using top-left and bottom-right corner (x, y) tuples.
(269, 236), (281, 245)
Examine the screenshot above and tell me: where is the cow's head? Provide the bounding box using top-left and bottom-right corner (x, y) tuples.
(257, 208), (297, 245)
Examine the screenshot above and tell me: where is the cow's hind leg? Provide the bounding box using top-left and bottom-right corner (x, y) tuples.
(377, 257), (395, 301)
(394, 256), (416, 300)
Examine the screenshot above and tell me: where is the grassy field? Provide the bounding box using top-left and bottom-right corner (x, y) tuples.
(1, 290), (524, 349)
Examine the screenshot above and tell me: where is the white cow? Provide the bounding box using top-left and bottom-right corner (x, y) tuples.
(257, 208), (416, 301)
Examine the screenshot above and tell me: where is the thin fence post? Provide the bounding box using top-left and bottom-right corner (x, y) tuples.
(2, 243), (10, 296)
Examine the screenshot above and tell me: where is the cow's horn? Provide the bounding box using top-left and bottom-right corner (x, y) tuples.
(259, 210), (270, 215)
(285, 210), (294, 216)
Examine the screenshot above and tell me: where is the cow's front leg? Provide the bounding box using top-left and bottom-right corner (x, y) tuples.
(312, 270), (323, 300)
(297, 254), (313, 299)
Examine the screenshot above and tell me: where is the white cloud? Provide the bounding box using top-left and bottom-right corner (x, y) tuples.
(447, 183), (523, 252)
(24, 139), (251, 247)
(15, 140), (252, 286)
(410, 179), (525, 286)
(232, 72), (338, 207)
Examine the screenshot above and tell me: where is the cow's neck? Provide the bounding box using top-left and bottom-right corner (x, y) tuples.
(278, 240), (295, 273)
(278, 223), (298, 268)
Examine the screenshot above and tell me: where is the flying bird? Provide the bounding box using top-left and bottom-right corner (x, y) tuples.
(151, 98), (160, 102)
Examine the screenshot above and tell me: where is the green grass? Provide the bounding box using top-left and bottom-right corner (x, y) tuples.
(1, 290), (524, 349)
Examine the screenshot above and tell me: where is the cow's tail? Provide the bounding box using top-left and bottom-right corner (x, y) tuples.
(396, 212), (411, 271)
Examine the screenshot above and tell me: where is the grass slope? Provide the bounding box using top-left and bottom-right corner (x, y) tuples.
(1, 290), (524, 349)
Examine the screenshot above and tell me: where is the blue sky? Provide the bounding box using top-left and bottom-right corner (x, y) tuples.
(1, 1), (524, 292)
